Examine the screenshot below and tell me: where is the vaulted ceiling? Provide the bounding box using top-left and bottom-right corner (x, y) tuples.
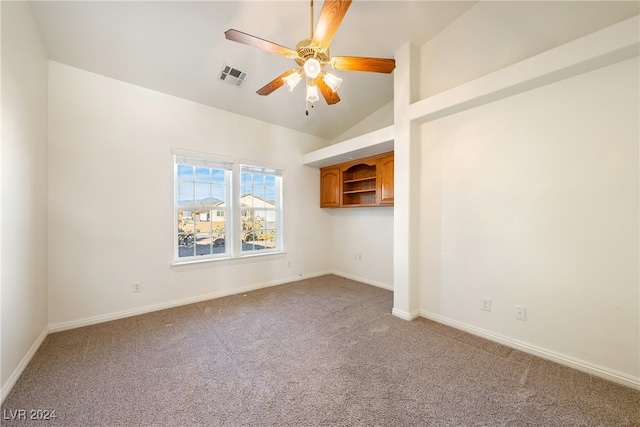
(27, 1), (638, 141)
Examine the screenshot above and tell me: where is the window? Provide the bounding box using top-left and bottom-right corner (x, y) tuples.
(240, 164), (282, 254)
(173, 150), (283, 264)
(174, 151), (232, 260)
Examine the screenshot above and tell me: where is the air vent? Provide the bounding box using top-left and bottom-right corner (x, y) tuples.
(219, 65), (248, 87)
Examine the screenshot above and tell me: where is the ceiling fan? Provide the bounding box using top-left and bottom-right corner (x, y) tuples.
(224, 0), (395, 112)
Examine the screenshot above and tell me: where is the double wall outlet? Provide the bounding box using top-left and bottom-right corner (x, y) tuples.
(479, 298), (527, 320)
(132, 281), (142, 293)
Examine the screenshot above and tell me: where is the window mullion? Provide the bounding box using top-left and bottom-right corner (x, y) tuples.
(232, 164), (242, 258)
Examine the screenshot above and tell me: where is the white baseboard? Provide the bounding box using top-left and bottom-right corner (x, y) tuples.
(392, 307), (420, 321)
(330, 270), (394, 291)
(420, 310), (640, 391)
(1, 325), (49, 405)
(49, 271), (331, 333)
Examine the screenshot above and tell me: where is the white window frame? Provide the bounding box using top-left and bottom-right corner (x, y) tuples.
(173, 149), (234, 263)
(172, 149), (284, 265)
(236, 163), (284, 257)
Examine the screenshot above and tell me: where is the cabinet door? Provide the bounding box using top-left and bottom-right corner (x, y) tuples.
(377, 154), (394, 205)
(320, 166), (341, 208)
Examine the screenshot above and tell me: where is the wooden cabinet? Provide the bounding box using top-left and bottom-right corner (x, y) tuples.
(377, 153), (394, 205)
(320, 167), (341, 208)
(341, 159), (378, 207)
(320, 152), (394, 208)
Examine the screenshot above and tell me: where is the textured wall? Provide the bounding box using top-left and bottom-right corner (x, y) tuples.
(47, 61), (331, 328)
(1, 2), (50, 396)
(419, 56), (639, 378)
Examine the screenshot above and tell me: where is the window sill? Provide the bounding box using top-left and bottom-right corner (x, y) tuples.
(171, 251), (287, 271)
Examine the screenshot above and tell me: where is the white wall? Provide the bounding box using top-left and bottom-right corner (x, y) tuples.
(315, 97), (395, 290)
(420, 1), (640, 98)
(332, 101), (393, 144)
(325, 97), (395, 290)
(1, 2), (49, 399)
(329, 207), (394, 290)
(419, 56), (639, 378)
(47, 62), (332, 329)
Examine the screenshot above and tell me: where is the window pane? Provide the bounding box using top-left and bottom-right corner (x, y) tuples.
(254, 187), (266, 203)
(263, 229), (276, 249)
(178, 240), (194, 257)
(212, 237), (225, 254)
(265, 175), (276, 187)
(241, 209), (271, 252)
(178, 182), (194, 206)
(178, 209), (194, 233)
(264, 212), (276, 230)
(253, 173), (265, 186)
(177, 164), (194, 181)
(212, 184), (225, 203)
(195, 167), (211, 183)
(241, 172), (252, 186)
(196, 232), (211, 256)
(212, 210), (225, 236)
(241, 211), (256, 240)
(195, 183), (211, 205)
(212, 210), (226, 254)
(177, 209), (195, 257)
(194, 209), (211, 233)
(266, 187), (276, 203)
(253, 209), (267, 222)
(212, 169), (225, 184)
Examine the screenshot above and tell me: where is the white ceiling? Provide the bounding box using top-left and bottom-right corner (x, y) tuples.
(28, 0), (477, 140)
(27, 1), (638, 141)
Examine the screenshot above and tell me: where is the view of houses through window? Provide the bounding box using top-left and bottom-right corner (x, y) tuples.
(240, 165), (279, 252)
(174, 151), (282, 262)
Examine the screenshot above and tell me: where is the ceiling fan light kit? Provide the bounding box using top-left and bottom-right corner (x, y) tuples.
(283, 70), (303, 92)
(306, 83), (320, 103)
(224, 0), (395, 114)
(321, 72), (342, 92)
(303, 57), (322, 79)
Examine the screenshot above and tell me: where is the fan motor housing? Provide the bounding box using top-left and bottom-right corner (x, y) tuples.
(295, 39), (330, 66)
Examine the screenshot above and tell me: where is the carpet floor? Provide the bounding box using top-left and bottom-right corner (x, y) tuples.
(2, 275), (639, 426)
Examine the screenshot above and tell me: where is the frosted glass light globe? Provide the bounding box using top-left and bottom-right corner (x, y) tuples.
(304, 58), (321, 79)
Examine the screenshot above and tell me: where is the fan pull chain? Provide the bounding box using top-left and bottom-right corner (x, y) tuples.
(305, 100), (315, 116)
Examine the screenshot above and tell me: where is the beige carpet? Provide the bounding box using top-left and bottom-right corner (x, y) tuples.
(2, 275), (639, 426)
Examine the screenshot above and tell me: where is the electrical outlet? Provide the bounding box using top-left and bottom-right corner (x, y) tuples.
(353, 253), (362, 261)
(132, 281), (142, 293)
(481, 298), (491, 312)
(515, 305), (526, 320)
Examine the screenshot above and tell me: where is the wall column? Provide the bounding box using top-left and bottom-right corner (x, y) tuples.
(392, 43), (420, 320)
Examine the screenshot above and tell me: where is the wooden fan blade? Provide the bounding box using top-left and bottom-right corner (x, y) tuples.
(330, 56), (396, 73)
(256, 69), (299, 96)
(316, 78), (340, 105)
(225, 29), (298, 58)
(312, 0), (352, 50)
